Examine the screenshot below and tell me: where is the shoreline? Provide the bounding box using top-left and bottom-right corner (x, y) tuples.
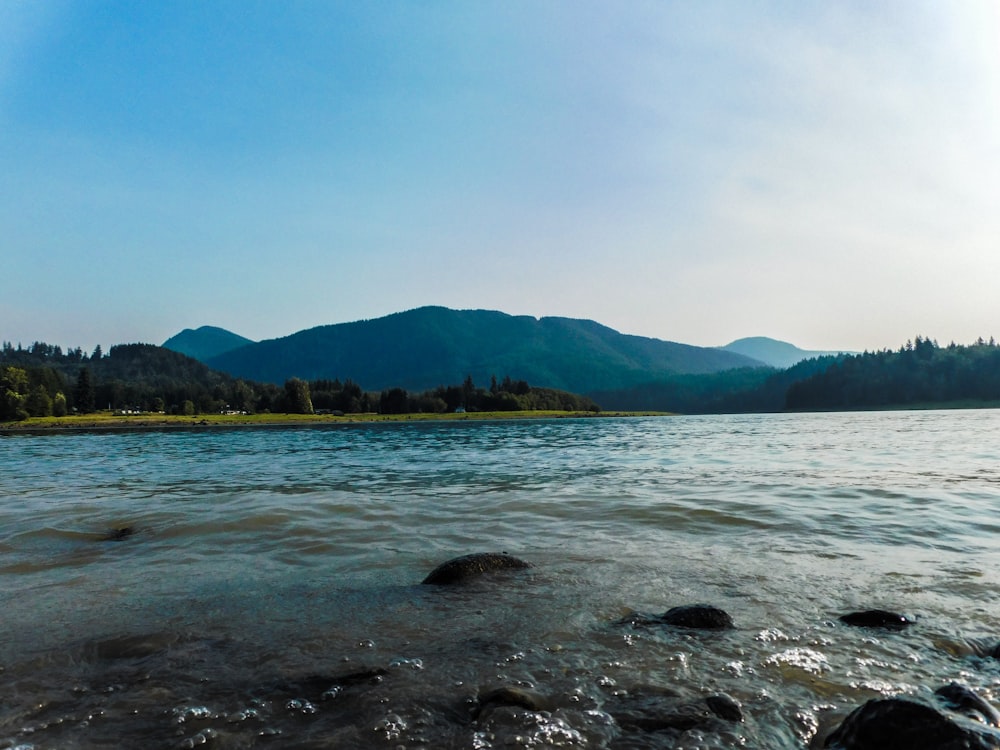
(0, 410), (671, 433)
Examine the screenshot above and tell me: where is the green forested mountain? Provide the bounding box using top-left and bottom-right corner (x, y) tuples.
(785, 337), (1000, 410)
(204, 306), (763, 391)
(163, 326), (254, 361)
(719, 337), (850, 369)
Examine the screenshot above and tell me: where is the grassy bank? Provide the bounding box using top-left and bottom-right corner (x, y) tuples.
(1, 410), (670, 432)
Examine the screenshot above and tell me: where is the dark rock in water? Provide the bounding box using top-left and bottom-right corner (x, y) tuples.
(421, 552), (532, 585)
(325, 667), (389, 688)
(838, 609), (914, 630)
(705, 693), (744, 722)
(823, 698), (1000, 749)
(614, 605), (734, 631)
(263, 668), (388, 703)
(991, 643), (1000, 659)
(611, 688), (741, 735)
(92, 632), (178, 660)
(474, 686), (550, 719)
(618, 709), (708, 733)
(935, 683), (1000, 728)
(101, 525), (135, 542)
(659, 604), (735, 630)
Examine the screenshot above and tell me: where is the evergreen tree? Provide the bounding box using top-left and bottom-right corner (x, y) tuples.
(75, 367), (96, 413)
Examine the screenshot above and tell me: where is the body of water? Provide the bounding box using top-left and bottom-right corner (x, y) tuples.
(2, 411), (1000, 748)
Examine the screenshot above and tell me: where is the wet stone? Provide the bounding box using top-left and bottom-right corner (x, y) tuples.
(705, 693), (744, 722)
(614, 604), (735, 631)
(838, 609), (914, 630)
(659, 604), (735, 630)
(935, 683), (1000, 728)
(611, 688), (741, 737)
(823, 697), (1000, 750)
(474, 686), (551, 720)
(421, 552), (533, 585)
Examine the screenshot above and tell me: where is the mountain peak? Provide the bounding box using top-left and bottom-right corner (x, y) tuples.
(163, 326), (255, 361)
(720, 337), (849, 369)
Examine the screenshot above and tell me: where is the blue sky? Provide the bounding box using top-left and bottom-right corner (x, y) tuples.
(2, 1), (998, 353)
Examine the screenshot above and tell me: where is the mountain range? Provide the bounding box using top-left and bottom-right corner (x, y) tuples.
(162, 307), (840, 394)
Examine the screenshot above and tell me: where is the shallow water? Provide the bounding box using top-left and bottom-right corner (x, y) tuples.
(2, 411), (1000, 748)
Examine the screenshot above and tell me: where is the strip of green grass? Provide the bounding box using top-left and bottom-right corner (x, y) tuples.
(2, 410), (671, 431)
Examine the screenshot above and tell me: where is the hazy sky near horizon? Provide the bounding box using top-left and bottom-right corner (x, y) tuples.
(3, 1), (999, 353)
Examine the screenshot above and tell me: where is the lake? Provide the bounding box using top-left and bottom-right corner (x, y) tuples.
(2, 411), (1000, 748)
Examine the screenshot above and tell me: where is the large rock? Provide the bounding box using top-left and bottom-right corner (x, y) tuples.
(421, 552), (532, 585)
(824, 697), (1000, 749)
(659, 604), (734, 630)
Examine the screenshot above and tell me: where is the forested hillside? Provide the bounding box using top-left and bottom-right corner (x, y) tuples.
(786, 337), (1000, 409)
(0, 342), (274, 419)
(590, 357), (840, 413)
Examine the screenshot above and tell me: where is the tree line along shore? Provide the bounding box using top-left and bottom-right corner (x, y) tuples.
(0, 342), (599, 423)
(4, 335), (1000, 424)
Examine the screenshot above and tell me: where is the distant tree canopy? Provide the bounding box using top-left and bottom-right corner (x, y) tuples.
(785, 337), (1000, 410)
(0, 341), (598, 421)
(375, 375), (599, 415)
(1, 341), (281, 419)
(591, 336), (1000, 414)
(590, 357), (838, 414)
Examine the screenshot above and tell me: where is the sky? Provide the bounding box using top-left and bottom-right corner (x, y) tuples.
(2, 1), (999, 353)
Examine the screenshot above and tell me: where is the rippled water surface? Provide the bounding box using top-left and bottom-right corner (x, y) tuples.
(2, 411), (1000, 748)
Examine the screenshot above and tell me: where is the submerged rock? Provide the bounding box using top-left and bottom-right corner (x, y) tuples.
(660, 604), (735, 630)
(421, 552), (532, 585)
(262, 667), (388, 703)
(823, 697), (1000, 749)
(474, 686), (551, 719)
(611, 687), (744, 736)
(615, 604), (735, 631)
(838, 609), (914, 630)
(92, 632), (179, 660)
(935, 683), (1000, 728)
(101, 525), (136, 542)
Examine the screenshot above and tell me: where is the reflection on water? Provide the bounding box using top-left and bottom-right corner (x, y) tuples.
(2, 411), (1000, 748)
